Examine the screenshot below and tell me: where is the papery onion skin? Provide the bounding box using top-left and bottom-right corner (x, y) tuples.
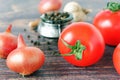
(38, 0), (62, 14)
(6, 34), (45, 75)
(6, 47), (45, 75)
(0, 25), (17, 58)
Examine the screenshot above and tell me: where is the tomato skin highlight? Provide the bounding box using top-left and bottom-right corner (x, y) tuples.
(58, 22), (105, 66)
(113, 44), (120, 74)
(93, 9), (120, 46)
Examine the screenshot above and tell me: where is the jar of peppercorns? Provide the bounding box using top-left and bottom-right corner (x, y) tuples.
(38, 11), (73, 38)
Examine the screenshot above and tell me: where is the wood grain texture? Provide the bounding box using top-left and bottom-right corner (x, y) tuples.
(0, 0), (120, 80)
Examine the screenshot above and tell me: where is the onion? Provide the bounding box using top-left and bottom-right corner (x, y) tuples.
(6, 34), (45, 76)
(38, 0), (62, 14)
(0, 24), (17, 58)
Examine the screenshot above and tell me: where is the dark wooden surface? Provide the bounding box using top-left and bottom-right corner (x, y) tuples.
(0, 0), (120, 80)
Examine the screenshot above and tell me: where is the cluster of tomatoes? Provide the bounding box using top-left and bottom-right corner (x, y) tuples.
(57, 2), (120, 75)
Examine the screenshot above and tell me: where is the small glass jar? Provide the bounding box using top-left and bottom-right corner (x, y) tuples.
(37, 12), (73, 38)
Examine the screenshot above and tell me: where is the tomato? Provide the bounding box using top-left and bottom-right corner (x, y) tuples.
(113, 43), (120, 74)
(93, 2), (120, 46)
(58, 22), (105, 66)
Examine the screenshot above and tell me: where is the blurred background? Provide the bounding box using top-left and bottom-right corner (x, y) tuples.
(0, 0), (119, 27)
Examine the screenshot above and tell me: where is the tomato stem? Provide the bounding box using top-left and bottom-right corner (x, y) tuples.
(61, 39), (86, 60)
(106, 2), (120, 12)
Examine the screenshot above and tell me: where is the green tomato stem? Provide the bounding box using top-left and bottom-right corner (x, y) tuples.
(61, 39), (86, 60)
(106, 2), (120, 12)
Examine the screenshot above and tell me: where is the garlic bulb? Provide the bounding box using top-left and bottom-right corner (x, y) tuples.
(63, 1), (82, 12)
(72, 11), (87, 22)
(63, 1), (91, 22)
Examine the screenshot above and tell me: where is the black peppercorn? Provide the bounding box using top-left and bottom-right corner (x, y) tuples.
(27, 35), (30, 38)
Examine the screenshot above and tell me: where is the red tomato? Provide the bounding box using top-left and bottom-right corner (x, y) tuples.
(93, 2), (120, 46)
(58, 22), (105, 66)
(113, 43), (120, 74)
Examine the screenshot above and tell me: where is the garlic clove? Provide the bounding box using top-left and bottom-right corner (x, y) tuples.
(28, 19), (40, 31)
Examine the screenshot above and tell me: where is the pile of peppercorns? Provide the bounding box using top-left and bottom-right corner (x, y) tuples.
(41, 12), (71, 24)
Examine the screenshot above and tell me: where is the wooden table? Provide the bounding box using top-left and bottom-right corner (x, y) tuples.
(0, 0), (120, 80)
